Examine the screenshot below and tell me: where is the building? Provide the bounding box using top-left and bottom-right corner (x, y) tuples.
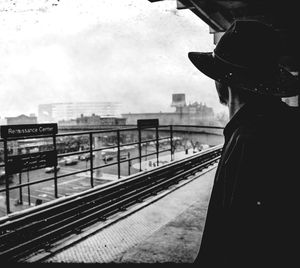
(0, 117), (6, 126)
(38, 102), (121, 123)
(171, 93), (214, 117)
(58, 114), (126, 127)
(75, 114), (126, 126)
(5, 114), (38, 125)
(178, 101), (214, 118)
(122, 94), (215, 126)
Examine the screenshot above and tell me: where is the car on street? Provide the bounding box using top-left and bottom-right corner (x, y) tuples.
(0, 170), (13, 184)
(64, 156), (78, 165)
(78, 153), (95, 161)
(45, 165), (61, 173)
(103, 155), (113, 162)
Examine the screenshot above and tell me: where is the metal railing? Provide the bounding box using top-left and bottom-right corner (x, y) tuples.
(0, 144), (223, 262)
(0, 125), (224, 216)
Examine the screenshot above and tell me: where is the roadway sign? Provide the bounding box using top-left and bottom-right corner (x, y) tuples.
(1, 123), (59, 214)
(6, 150), (57, 175)
(137, 119), (159, 129)
(0, 123), (58, 138)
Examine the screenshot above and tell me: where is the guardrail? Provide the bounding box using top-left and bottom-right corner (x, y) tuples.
(0, 144), (222, 262)
(0, 125), (224, 216)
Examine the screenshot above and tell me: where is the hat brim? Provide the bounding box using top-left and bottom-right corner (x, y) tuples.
(188, 52), (300, 98)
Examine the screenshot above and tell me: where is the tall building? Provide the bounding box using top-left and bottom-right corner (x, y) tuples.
(38, 102), (121, 123)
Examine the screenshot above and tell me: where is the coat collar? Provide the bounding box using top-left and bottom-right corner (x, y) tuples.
(223, 97), (288, 141)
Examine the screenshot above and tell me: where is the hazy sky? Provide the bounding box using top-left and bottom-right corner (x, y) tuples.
(0, 0), (227, 118)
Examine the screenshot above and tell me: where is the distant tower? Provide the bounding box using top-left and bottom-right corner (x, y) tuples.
(171, 93), (186, 114)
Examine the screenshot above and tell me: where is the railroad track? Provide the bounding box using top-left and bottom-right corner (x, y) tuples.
(0, 145), (222, 262)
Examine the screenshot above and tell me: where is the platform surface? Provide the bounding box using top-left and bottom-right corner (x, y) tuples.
(37, 165), (216, 264)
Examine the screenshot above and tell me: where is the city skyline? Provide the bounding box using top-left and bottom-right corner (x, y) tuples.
(0, 97), (228, 126)
(0, 0), (228, 119)
(0, 96), (220, 120)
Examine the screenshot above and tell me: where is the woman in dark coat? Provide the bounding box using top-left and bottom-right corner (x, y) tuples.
(188, 20), (300, 267)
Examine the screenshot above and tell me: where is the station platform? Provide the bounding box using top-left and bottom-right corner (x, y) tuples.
(27, 163), (217, 264)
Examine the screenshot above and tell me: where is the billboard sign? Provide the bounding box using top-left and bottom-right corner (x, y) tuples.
(171, 93), (186, 107)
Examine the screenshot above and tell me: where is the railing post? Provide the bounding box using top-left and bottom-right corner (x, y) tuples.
(3, 139), (10, 214)
(19, 172), (23, 204)
(128, 151), (131, 176)
(156, 126), (159, 166)
(117, 130), (121, 179)
(27, 170), (31, 206)
(138, 127), (142, 172)
(170, 125), (173, 161)
(53, 134), (58, 198)
(89, 133), (94, 187)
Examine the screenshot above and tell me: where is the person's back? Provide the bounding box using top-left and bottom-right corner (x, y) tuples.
(226, 99), (299, 266)
(187, 20), (300, 267)
(196, 97), (299, 266)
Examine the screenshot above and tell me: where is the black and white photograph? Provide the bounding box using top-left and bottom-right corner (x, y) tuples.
(0, 0), (299, 266)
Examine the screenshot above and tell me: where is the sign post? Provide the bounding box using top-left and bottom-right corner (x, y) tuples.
(137, 119), (159, 171)
(0, 123), (58, 214)
(3, 139), (10, 214)
(53, 134), (58, 198)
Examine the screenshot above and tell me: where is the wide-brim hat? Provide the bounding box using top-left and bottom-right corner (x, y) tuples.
(188, 20), (300, 97)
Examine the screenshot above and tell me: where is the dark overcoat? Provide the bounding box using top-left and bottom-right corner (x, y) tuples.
(194, 98), (300, 267)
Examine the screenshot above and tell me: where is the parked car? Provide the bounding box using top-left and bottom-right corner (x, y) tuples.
(45, 165), (60, 173)
(103, 155), (113, 162)
(78, 153), (95, 161)
(0, 170), (13, 184)
(64, 156), (78, 165)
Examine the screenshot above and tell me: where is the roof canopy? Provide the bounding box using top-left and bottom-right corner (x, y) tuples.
(149, 0), (300, 74)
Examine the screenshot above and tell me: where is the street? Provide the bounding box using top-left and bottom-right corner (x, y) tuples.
(0, 144), (174, 217)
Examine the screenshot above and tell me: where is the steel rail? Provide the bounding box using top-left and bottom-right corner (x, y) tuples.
(0, 144), (222, 225)
(2, 149), (221, 258)
(0, 146), (221, 232)
(0, 145), (222, 262)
